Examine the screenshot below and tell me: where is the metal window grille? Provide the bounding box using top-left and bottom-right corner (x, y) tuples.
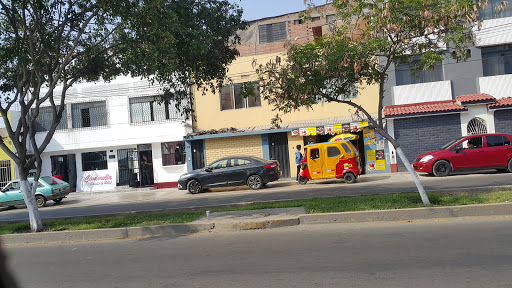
(33, 106), (68, 132)
(71, 101), (108, 129)
(81, 151), (108, 171)
(0, 160), (12, 188)
(129, 96), (187, 124)
(467, 118), (488, 135)
(259, 22), (287, 44)
(161, 141), (186, 166)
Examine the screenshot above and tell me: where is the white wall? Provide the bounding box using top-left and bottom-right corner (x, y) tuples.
(36, 76), (192, 191)
(474, 17), (512, 47)
(459, 105), (495, 137)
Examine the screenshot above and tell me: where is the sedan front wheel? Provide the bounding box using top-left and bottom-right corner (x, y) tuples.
(187, 180), (202, 194)
(247, 175), (263, 190)
(433, 160), (451, 177)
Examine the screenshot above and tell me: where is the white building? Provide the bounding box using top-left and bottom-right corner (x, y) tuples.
(34, 76), (191, 192)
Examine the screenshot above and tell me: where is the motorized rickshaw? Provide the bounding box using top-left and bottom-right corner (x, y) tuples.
(298, 140), (361, 185)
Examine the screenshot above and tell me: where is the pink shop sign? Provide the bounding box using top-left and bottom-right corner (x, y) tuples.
(82, 173), (113, 185)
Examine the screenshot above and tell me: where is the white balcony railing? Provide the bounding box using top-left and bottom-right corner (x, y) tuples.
(392, 80), (453, 105)
(479, 74), (512, 99)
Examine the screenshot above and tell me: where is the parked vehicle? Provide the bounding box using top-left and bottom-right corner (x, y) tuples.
(0, 176), (71, 208)
(298, 141), (361, 185)
(178, 156), (281, 194)
(413, 133), (512, 177)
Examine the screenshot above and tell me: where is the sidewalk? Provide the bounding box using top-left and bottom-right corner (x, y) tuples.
(2, 202), (512, 245)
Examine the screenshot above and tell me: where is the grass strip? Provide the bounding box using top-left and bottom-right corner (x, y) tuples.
(1, 189), (511, 235)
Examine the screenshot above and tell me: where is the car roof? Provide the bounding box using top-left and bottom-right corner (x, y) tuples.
(211, 155), (269, 163)
(464, 133), (512, 137)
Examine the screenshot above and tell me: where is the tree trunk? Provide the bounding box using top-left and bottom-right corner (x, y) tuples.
(20, 180), (43, 232)
(373, 127), (431, 205)
(395, 147), (431, 205)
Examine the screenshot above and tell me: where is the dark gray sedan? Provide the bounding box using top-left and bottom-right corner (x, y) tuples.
(178, 156), (281, 194)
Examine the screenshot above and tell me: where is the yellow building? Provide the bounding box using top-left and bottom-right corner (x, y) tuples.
(0, 111), (16, 187)
(185, 4), (388, 179)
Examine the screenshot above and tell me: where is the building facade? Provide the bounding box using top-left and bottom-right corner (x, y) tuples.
(34, 76), (191, 192)
(186, 4), (391, 179)
(382, 1), (512, 171)
(0, 111), (16, 187)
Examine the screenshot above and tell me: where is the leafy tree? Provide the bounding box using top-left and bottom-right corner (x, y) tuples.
(0, 0), (245, 232)
(256, 0), (491, 205)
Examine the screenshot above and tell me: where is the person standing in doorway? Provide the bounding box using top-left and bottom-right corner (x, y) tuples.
(295, 144), (303, 181)
(141, 155), (153, 186)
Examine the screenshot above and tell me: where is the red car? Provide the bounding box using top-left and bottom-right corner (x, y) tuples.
(413, 133), (512, 177)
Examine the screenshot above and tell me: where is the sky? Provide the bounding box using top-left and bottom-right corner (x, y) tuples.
(228, 0), (329, 21)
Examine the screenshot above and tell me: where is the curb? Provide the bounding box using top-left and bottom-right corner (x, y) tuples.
(2, 203), (511, 245)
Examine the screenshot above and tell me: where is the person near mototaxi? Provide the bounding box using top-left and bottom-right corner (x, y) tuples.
(295, 144), (303, 181)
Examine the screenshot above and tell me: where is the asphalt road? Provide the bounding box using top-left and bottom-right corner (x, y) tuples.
(1, 170), (511, 222)
(4, 216), (512, 288)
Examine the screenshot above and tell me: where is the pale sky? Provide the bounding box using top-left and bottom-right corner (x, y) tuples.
(228, 0), (329, 21)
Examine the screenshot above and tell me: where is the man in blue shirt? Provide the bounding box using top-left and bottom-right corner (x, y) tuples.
(295, 144), (303, 181)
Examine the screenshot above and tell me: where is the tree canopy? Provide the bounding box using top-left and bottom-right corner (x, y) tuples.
(0, 0), (246, 231)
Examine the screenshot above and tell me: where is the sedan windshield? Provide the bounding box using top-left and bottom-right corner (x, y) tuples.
(440, 137), (463, 150)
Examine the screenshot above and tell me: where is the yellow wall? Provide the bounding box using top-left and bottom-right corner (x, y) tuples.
(193, 52), (379, 131)
(204, 135), (263, 165)
(0, 112), (15, 178)
(287, 132), (304, 179)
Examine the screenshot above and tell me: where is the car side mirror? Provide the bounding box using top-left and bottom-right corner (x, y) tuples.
(455, 146), (462, 153)
(204, 167), (212, 172)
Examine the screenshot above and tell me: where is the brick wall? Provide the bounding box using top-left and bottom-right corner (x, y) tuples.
(204, 135), (263, 164)
(494, 109), (512, 135)
(394, 114), (462, 171)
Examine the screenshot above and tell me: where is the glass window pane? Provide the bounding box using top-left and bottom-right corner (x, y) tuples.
(221, 86), (234, 110)
(327, 146), (341, 158)
(486, 136), (504, 147)
(247, 84), (261, 108)
(234, 84), (245, 109)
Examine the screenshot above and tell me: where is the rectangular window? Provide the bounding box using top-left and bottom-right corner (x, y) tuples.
(326, 14), (336, 24)
(220, 82), (261, 111)
(81, 151), (107, 171)
(33, 105), (68, 132)
(294, 19), (303, 25)
(395, 56), (443, 86)
(259, 22), (287, 44)
(482, 45), (512, 77)
(129, 96), (186, 124)
(71, 101), (108, 129)
(479, 0), (512, 20)
(311, 16), (321, 22)
(161, 141), (186, 166)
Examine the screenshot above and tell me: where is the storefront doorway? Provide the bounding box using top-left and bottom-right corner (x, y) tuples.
(117, 148), (136, 186)
(268, 132), (290, 178)
(137, 144), (153, 186)
(50, 154), (77, 189)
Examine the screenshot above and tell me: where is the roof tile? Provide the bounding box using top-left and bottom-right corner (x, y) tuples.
(384, 100), (467, 117)
(488, 97), (512, 109)
(456, 93), (495, 104)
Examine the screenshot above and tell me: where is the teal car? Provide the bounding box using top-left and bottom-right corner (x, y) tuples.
(0, 176), (71, 208)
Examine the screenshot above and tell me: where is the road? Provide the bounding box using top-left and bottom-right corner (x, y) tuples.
(1, 170), (511, 222)
(4, 216), (512, 288)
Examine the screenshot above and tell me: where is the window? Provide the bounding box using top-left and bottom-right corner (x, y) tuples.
(71, 101), (108, 129)
(327, 146), (341, 158)
(0, 160), (12, 188)
(341, 143), (353, 154)
(230, 159), (251, 166)
(479, 0), (512, 20)
(486, 135), (511, 147)
(129, 96), (187, 124)
(161, 141), (186, 166)
(326, 14), (336, 24)
(259, 22), (287, 44)
(220, 82), (261, 111)
(395, 56), (443, 86)
(34, 105), (67, 132)
(467, 118), (487, 135)
(209, 159), (228, 170)
(294, 19), (303, 25)
(311, 16), (321, 22)
(310, 148), (320, 159)
(81, 151), (108, 171)
(482, 45), (512, 77)
(456, 137), (483, 149)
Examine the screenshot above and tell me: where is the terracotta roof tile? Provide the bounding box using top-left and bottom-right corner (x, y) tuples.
(488, 97), (512, 109)
(384, 100), (467, 117)
(456, 93), (495, 104)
